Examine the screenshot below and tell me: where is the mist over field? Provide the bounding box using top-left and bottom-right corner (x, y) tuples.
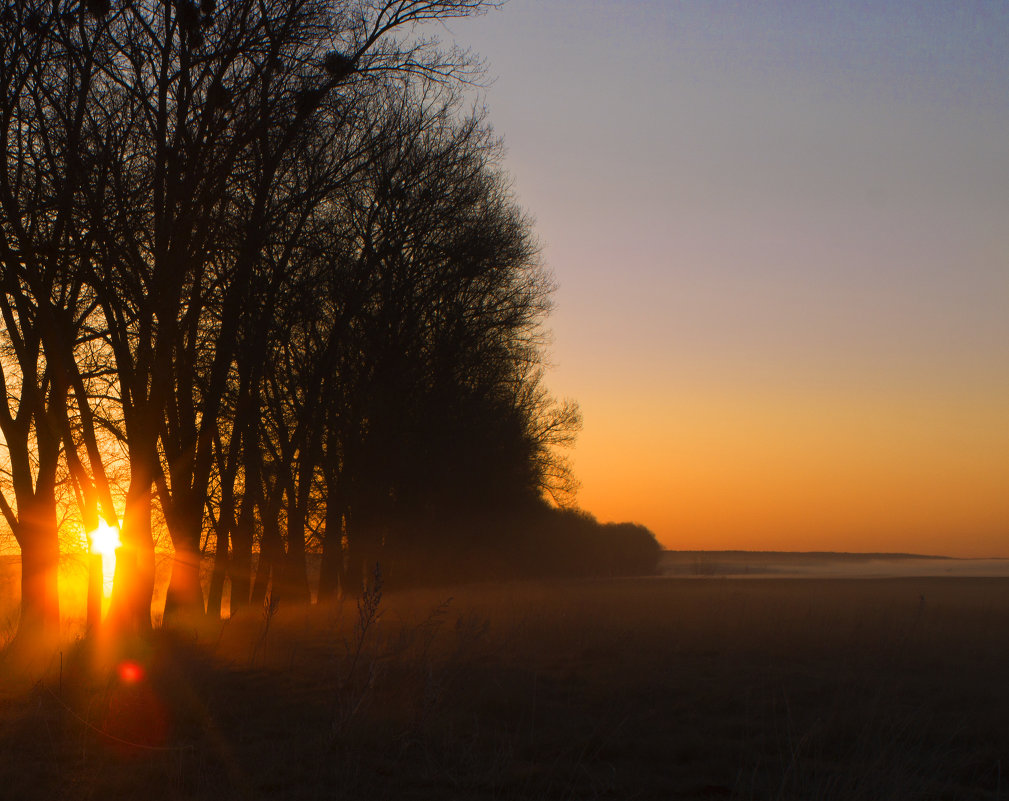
(4, 565), (1008, 799)
(4, 549), (1009, 646)
(661, 551), (1009, 579)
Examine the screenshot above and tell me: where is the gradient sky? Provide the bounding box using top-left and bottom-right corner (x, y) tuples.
(447, 1), (1009, 557)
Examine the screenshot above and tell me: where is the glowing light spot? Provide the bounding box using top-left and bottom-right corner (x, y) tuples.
(117, 660), (144, 684)
(88, 521), (121, 595)
(89, 521), (121, 557)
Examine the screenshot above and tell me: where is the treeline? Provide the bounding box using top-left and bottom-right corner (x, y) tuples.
(0, 0), (660, 644)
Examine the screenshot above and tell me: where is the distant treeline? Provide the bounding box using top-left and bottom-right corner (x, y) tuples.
(0, 0), (659, 644)
(666, 551), (952, 561)
(382, 507), (663, 587)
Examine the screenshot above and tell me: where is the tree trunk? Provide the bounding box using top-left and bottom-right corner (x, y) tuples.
(163, 540), (205, 624)
(344, 511), (381, 596)
(107, 476), (155, 636)
(206, 528), (229, 620)
(229, 492), (255, 616)
(280, 497), (312, 606)
(251, 508), (283, 607)
(281, 534), (311, 606)
(87, 553), (102, 633)
(15, 523), (61, 647)
(206, 471), (237, 619)
(318, 485), (344, 601)
(162, 489), (208, 625)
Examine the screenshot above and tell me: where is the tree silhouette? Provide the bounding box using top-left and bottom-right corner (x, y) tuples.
(1, 0), (658, 646)
(0, 4), (121, 644)
(299, 91), (583, 587)
(60, 0), (500, 630)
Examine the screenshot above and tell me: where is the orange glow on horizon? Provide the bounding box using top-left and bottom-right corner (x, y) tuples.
(569, 379), (1009, 558)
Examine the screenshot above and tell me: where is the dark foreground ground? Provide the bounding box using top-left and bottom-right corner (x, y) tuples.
(1, 576), (1008, 800)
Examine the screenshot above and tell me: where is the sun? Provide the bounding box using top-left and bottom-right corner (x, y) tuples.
(88, 521), (121, 594)
(89, 521), (121, 558)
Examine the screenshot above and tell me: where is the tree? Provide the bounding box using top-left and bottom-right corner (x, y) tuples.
(0, 2), (121, 645)
(299, 90), (578, 587)
(2, 0), (625, 641)
(1, 0), (502, 637)
(77, 0), (502, 629)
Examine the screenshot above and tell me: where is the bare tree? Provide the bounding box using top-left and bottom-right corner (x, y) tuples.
(0, 2), (123, 644)
(3, 0), (591, 635)
(293, 89), (576, 589)
(74, 0), (498, 628)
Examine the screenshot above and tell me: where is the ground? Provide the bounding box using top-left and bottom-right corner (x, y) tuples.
(1, 576), (1007, 800)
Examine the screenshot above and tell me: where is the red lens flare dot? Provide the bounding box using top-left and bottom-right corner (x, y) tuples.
(117, 660), (145, 683)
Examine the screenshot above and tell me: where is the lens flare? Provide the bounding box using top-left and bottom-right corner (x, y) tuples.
(116, 660), (145, 684)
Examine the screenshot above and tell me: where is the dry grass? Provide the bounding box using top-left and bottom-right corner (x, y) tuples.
(1, 576), (1008, 799)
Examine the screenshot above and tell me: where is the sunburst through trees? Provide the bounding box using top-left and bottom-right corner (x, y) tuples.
(0, 0), (659, 648)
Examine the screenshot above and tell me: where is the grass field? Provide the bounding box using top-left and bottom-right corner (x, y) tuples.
(1, 574), (1008, 800)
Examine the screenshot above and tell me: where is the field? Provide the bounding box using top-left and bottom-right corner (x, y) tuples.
(1, 569), (1008, 800)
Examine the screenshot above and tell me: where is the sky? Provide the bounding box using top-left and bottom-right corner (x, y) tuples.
(445, 1), (1009, 557)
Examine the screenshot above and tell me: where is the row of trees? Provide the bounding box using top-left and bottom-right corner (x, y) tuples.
(1, 0), (659, 646)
